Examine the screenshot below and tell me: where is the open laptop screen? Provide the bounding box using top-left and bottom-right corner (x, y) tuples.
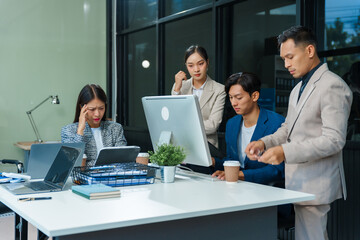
(27, 142), (85, 179)
(44, 146), (81, 188)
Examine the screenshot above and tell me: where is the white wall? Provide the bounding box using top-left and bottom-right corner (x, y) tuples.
(0, 0), (107, 171)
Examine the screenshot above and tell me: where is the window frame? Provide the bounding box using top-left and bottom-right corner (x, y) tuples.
(108, 0), (360, 129)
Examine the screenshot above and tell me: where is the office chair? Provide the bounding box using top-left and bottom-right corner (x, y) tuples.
(0, 159), (24, 173)
(277, 205), (295, 240)
(0, 159), (25, 240)
(1, 158), (53, 240)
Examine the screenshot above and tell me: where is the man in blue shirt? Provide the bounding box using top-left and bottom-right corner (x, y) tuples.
(212, 72), (285, 185)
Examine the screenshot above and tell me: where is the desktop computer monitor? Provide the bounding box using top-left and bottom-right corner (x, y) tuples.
(142, 95), (212, 167)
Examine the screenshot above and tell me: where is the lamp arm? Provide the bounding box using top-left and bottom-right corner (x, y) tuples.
(27, 112), (42, 143)
(26, 95), (53, 114)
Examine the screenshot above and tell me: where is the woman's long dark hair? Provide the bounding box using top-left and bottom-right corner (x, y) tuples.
(73, 84), (107, 123)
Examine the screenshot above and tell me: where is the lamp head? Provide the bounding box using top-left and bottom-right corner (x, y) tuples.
(51, 95), (60, 104)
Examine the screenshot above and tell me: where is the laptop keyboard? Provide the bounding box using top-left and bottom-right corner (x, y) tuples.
(28, 181), (58, 191)
(175, 168), (220, 182)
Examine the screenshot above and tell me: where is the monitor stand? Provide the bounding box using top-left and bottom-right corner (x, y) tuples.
(158, 131), (172, 145)
(175, 166), (219, 182)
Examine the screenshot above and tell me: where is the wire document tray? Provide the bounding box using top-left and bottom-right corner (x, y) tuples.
(72, 163), (156, 187)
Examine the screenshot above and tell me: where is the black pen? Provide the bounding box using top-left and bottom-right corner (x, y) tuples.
(18, 197), (52, 202)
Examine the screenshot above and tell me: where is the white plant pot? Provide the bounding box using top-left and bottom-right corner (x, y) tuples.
(160, 166), (176, 183)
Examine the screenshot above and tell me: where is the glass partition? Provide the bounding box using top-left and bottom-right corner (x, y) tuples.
(322, 0), (360, 51)
(230, 0), (296, 115)
(164, 0), (212, 16)
(164, 11), (213, 94)
(127, 27), (157, 128)
(122, 0), (157, 30)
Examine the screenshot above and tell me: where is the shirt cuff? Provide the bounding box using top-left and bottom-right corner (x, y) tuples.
(214, 157), (225, 171)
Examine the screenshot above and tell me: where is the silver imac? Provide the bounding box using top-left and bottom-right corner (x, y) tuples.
(142, 95), (212, 167)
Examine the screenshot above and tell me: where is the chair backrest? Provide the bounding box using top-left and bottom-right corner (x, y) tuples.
(0, 160), (23, 173)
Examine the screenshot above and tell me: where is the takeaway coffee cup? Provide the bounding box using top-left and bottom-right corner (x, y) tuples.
(136, 152), (150, 165)
(223, 161), (240, 183)
(81, 154), (87, 167)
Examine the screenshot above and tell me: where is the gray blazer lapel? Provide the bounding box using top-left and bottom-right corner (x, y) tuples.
(287, 64), (328, 137)
(296, 84), (316, 113)
(290, 83), (301, 109)
(181, 79), (193, 95)
(296, 63), (328, 112)
(287, 84), (316, 137)
(84, 125), (95, 146)
(199, 77), (215, 109)
(100, 122), (109, 146)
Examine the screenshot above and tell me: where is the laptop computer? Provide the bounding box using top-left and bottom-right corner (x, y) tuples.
(27, 142), (85, 179)
(6, 145), (81, 195)
(95, 146), (140, 166)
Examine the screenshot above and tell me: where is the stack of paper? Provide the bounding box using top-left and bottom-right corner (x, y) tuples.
(72, 184), (120, 200)
(0, 175), (12, 183)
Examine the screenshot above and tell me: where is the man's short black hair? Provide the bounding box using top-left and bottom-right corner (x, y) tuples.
(277, 25), (318, 50)
(225, 72), (261, 97)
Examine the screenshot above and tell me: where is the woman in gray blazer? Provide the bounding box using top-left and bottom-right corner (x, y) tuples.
(61, 84), (127, 166)
(171, 45), (226, 148)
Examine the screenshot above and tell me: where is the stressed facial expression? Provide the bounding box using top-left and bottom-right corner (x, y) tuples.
(229, 84), (258, 116)
(280, 39), (314, 79)
(186, 52), (208, 82)
(85, 98), (105, 128)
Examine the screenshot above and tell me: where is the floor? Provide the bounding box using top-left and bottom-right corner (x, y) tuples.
(0, 212), (50, 240)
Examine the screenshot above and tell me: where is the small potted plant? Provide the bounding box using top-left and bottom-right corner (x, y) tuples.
(148, 144), (186, 183)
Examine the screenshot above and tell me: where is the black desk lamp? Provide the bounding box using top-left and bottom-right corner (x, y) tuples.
(26, 95), (60, 143)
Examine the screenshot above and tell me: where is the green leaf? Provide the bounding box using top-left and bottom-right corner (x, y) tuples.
(148, 143), (186, 166)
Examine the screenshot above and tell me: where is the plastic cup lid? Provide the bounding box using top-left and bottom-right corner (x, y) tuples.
(138, 152), (150, 158)
(223, 161), (240, 167)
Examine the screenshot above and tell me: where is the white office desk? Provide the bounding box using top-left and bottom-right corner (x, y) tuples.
(0, 177), (314, 240)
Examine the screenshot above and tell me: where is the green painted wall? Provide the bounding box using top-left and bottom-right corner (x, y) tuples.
(0, 0), (107, 171)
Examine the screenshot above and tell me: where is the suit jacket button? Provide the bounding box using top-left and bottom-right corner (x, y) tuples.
(287, 139), (291, 143)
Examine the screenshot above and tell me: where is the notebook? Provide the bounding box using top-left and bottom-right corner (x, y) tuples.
(95, 146), (140, 166)
(6, 146), (81, 195)
(71, 184), (120, 200)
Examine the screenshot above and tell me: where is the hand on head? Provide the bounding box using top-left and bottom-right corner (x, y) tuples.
(77, 104), (88, 135)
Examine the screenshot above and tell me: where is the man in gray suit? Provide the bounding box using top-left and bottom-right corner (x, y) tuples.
(245, 26), (353, 240)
